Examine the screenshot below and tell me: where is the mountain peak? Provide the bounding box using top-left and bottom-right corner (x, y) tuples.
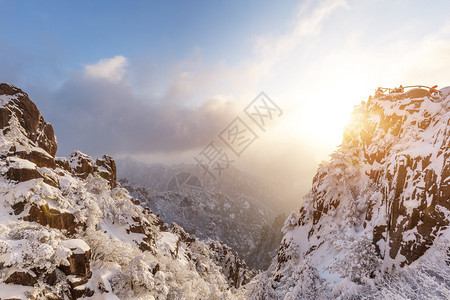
(0, 83), (57, 157)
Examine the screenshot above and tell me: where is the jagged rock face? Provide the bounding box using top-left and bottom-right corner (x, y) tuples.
(69, 151), (96, 179)
(342, 88), (450, 265)
(0, 83), (57, 157)
(0, 84), (118, 191)
(0, 83), (61, 189)
(96, 155), (117, 187)
(251, 87), (450, 298)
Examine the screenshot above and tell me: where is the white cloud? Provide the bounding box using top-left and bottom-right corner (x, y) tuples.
(399, 27), (450, 87)
(84, 55), (128, 82)
(250, 0), (347, 78)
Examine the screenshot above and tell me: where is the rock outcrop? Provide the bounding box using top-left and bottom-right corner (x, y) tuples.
(0, 83), (118, 191)
(69, 151), (117, 187)
(0, 83), (57, 157)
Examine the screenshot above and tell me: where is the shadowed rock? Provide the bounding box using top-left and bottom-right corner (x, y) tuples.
(69, 151), (117, 187)
(0, 83), (57, 156)
(24, 203), (84, 235)
(5, 270), (38, 286)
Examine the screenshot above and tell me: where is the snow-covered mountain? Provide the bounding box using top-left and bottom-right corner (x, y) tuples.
(1, 82), (448, 299)
(116, 160), (287, 270)
(0, 83), (253, 299)
(243, 87), (450, 299)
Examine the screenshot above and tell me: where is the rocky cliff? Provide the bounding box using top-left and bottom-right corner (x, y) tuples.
(243, 87), (450, 299)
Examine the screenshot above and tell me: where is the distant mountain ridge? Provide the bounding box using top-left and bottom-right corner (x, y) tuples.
(116, 158), (298, 214)
(117, 160), (287, 270)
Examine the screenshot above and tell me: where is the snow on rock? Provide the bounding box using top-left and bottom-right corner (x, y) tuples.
(61, 239), (91, 254)
(243, 86), (450, 299)
(0, 83), (57, 157)
(69, 151), (117, 187)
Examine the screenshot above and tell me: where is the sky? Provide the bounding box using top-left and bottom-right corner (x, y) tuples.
(1, 0), (450, 204)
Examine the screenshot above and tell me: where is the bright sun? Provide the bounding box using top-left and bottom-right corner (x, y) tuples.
(283, 92), (358, 162)
(307, 98), (354, 139)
